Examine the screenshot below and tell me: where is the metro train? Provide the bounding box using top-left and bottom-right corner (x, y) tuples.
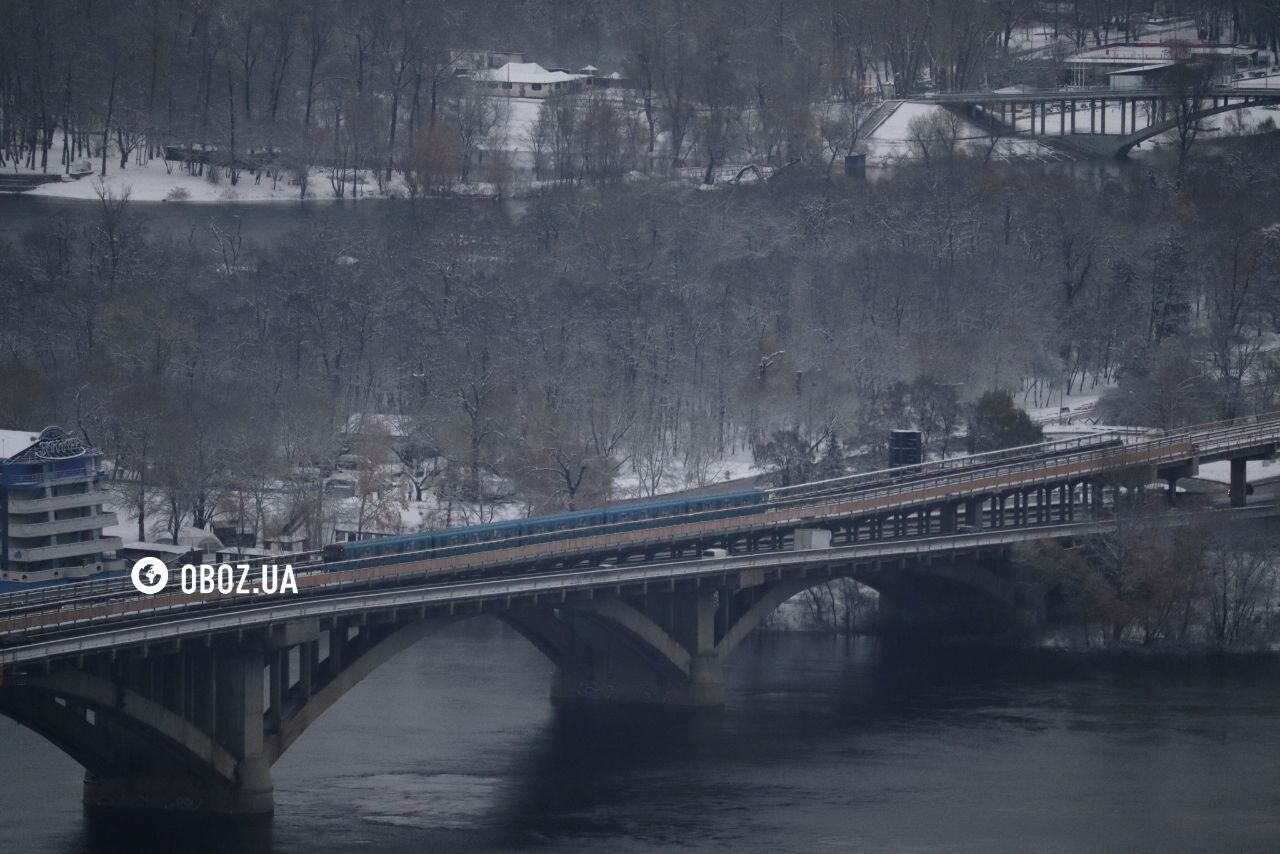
(320, 488), (769, 564)
(319, 433), (1131, 568)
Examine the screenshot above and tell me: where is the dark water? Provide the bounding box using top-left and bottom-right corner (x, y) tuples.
(2, 621), (1278, 853)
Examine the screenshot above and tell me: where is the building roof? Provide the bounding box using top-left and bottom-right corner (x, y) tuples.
(1068, 42), (1258, 66)
(0, 429), (39, 460)
(479, 62), (580, 85)
(0, 426), (95, 463)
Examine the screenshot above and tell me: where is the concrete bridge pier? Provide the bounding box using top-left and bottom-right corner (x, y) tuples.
(0, 617), (456, 816)
(1231, 457), (1247, 507)
(56, 642), (276, 816)
(964, 498), (983, 530)
(513, 572), (830, 708)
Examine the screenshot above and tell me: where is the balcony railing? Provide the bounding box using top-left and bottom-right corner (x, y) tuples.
(6, 512), (119, 539)
(6, 537), (123, 564)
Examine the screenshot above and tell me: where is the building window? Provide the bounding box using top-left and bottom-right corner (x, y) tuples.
(502, 82), (512, 90)
(531, 83), (542, 91)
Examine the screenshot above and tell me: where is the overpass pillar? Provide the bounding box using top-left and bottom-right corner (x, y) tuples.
(964, 498), (983, 530)
(1230, 458), (1248, 507)
(939, 503), (957, 534)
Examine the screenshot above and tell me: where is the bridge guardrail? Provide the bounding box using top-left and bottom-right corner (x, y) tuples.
(6, 505), (1276, 667)
(0, 520), (1121, 664)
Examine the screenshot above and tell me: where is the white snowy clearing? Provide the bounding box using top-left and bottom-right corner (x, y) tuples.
(15, 137), (349, 202)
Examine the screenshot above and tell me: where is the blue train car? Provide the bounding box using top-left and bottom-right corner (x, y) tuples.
(321, 488), (767, 566)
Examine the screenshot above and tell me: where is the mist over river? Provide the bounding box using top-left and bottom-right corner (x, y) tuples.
(2, 620), (1278, 853)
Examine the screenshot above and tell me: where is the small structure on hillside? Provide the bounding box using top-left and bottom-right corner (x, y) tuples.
(1066, 42), (1262, 86)
(476, 62), (584, 97)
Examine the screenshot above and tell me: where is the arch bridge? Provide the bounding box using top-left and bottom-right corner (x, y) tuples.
(915, 84), (1280, 159)
(2, 412), (1279, 814)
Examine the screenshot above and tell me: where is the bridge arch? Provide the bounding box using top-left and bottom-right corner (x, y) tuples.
(1112, 98), (1274, 158)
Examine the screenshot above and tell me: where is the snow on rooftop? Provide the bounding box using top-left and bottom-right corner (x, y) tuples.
(0, 429), (39, 460)
(1070, 42), (1259, 64)
(480, 62), (580, 84)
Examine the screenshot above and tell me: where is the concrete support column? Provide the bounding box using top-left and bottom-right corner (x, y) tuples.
(939, 503), (957, 534)
(964, 498), (982, 530)
(299, 640), (316, 700)
(673, 591), (716, 657)
(1230, 458), (1248, 507)
(326, 625), (344, 678)
(193, 648), (216, 734)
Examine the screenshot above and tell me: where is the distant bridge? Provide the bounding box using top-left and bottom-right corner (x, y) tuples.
(1, 413), (1278, 814)
(910, 84), (1280, 158)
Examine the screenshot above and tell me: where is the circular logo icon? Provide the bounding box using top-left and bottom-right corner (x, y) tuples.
(130, 557), (170, 595)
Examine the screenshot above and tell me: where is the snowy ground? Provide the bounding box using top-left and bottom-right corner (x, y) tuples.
(611, 447), (760, 501)
(1024, 383), (1110, 426)
(1193, 459), (1280, 486)
(11, 137), (345, 202)
(1005, 18), (1199, 57)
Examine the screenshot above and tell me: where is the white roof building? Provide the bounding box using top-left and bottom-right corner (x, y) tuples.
(477, 62), (584, 97)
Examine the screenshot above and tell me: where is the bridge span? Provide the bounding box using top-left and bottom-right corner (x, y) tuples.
(910, 83), (1280, 158)
(1, 413), (1278, 814)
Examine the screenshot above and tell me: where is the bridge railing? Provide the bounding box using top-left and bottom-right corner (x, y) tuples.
(766, 431), (1135, 502)
(8, 505), (1279, 664)
(0, 519), (1131, 653)
(793, 413), (1280, 515)
(0, 548), (323, 616)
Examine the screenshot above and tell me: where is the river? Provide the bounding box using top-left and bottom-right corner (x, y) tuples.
(1, 620), (1278, 853)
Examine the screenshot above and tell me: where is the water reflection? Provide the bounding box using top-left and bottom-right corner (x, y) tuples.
(3, 622), (1279, 853)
